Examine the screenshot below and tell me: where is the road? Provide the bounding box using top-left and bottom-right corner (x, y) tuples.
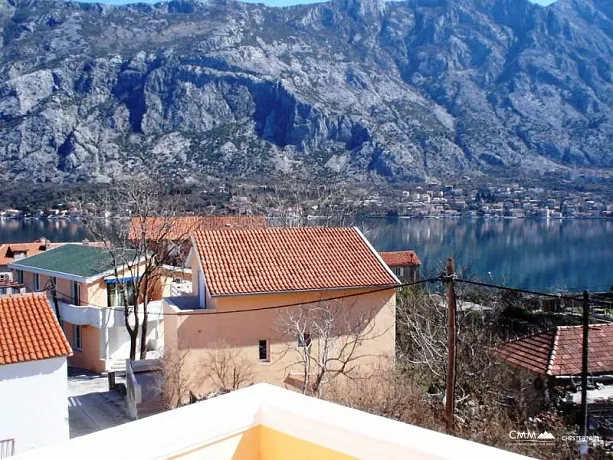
(68, 369), (131, 438)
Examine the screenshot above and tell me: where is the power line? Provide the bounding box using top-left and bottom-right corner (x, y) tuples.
(50, 277), (441, 317)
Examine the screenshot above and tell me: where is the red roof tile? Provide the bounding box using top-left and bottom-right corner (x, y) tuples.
(129, 216), (267, 241)
(0, 293), (72, 365)
(192, 227), (398, 296)
(495, 324), (613, 376)
(380, 251), (422, 267)
(0, 240), (49, 266)
(0, 279), (24, 289)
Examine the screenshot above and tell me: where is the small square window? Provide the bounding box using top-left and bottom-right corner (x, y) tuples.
(258, 339), (269, 362)
(298, 333), (312, 348)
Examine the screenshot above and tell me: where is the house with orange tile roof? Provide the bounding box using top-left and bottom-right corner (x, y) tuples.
(8, 244), (170, 373)
(0, 238), (51, 281)
(128, 215), (268, 274)
(494, 323), (613, 412)
(0, 279), (25, 296)
(0, 293), (72, 456)
(380, 250), (422, 283)
(163, 227), (400, 398)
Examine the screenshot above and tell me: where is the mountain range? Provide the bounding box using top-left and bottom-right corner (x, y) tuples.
(0, 0), (612, 184)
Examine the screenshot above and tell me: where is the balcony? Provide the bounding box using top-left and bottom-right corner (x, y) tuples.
(13, 384), (533, 460)
(59, 300), (164, 329)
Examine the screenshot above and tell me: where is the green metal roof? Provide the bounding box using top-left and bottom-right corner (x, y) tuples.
(9, 244), (138, 280)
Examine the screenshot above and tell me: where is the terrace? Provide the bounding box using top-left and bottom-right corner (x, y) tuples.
(13, 384), (532, 460)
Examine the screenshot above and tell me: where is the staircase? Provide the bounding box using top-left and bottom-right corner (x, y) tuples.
(107, 359), (127, 375)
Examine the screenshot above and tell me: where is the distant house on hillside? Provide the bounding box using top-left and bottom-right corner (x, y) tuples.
(163, 226), (399, 398)
(8, 244), (173, 373)
(0, 293), (72, 456)
(380, 251), (421, 283)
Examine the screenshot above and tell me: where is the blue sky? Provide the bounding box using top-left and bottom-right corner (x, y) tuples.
(74, 0), (559, 7)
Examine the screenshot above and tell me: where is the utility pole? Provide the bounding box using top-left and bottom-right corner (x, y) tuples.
(445, 258), (457, 433)
(580, 290), (590, 437)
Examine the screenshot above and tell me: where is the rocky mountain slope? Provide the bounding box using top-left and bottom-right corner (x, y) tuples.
(0, 0), (612, 183)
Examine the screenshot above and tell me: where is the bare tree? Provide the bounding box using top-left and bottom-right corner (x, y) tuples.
(276, 297), (388, 398)
(157, 347), (205, 409)
(82, 174), (194, 360)
(201, 341), (255, 391)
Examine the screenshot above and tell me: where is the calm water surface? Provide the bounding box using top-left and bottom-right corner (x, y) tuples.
(363, 218), (613, 292)
(1, 218), (611, 292)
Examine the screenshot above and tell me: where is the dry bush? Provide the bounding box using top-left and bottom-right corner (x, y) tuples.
(327, 370), (578, 459)
(202, 342), (255, 391)
(158, 348), (205, 409)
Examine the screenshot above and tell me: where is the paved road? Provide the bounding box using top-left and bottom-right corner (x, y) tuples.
(68, 369), (131, 438)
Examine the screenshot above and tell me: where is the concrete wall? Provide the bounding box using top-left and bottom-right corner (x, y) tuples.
(164, 288), (396, 395)
(0, 357), (69, 455)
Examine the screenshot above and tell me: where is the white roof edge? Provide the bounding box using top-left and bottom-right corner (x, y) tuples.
(353, 226), (402, 285)
(11, 383), (534, 460)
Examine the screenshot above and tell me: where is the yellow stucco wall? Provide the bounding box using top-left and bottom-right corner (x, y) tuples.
(171, 425), (355, 460)
(165, 287), (396, 394)
(63, 322), (104, 372)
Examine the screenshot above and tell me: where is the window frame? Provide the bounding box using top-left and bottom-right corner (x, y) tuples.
(74, 325), (82, 351)
(258, 339), (269, 362)
(298, 333), (312, 348)
(72, 281), (80, 306)
(106, 280), (137, 308)
(33, 273), (40, 291)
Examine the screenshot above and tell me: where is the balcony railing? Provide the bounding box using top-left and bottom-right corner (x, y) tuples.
(58, 300), (164, 329)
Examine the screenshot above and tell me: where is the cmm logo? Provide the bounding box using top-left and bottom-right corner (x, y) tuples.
(509, 431), (556, 442)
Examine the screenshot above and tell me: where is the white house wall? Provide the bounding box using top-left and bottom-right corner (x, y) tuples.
(0, 357), (69, 455)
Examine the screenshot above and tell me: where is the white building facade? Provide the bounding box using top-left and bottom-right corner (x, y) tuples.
(0, 357), (69, 456)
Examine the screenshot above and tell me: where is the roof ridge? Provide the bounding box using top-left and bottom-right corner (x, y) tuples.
(546, 327), (561, 376)
(502, 328), (555, 345)
(2, 291), (47, 298)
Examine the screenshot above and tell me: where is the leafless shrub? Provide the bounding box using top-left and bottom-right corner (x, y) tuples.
(202, 341), (255, 391)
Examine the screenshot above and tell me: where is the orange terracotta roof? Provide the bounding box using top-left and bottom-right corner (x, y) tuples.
(0, 293), (72, 365)
(0, 241), (49, 265)
(380, 251), (421, 267)
(0, 279), (24, 289)
(494, 324), (613, 376)
(129, 216), (267, 241)
(192, 227), (398, 296)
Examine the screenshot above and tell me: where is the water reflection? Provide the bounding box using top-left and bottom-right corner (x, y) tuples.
(0, 219), (91, 244)
(362, 218), (613, 292)
(1, 217), (611, 292)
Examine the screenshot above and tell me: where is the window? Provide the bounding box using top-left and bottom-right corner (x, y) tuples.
(298, 333), (312, 348)
(33, 273), (40, 291)
(258, 339), (269, 362)
(393, 266), (403, 277)
(107, 281), (137, 307)
(16, 270), (23, 284)
(72, 282), (80, 306)
(0, 289), (5, 296)
(74, 325), (82, 351)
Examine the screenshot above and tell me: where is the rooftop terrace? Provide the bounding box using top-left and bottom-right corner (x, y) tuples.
(13, 384), (533, 460)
